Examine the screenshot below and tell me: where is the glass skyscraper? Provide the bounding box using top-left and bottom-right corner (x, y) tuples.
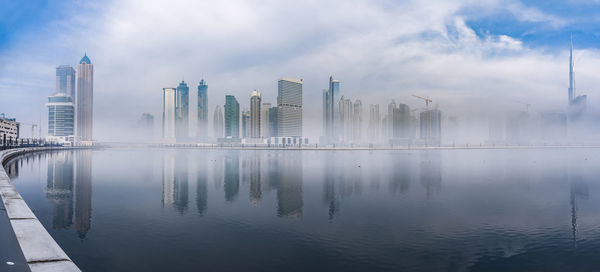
(322, 76), (340, 143)
(56, 65), (76, 98)
(224, 95), (240, 138)
(46, 93), (75, 137)
(176, 81), (189, 141)
(197, 79), (208, 139)
(277, 78), (303, 137)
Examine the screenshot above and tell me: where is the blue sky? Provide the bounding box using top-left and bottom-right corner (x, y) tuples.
(1, 0), (600, 141)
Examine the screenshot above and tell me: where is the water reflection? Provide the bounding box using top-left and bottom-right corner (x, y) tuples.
(420, 151), (442, 199)
(45, 152), (74, 229)
(274, 153), (303, 218)
(196, 156), (208, 215)
(162, 151), (189, 214)
(74, 150), (93, 239)
(224, 154), (240, 202)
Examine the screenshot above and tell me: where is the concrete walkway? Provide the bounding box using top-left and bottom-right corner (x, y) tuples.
(1, 148), (81, 272)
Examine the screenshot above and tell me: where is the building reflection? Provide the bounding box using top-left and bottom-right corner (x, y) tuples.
(389, 154), (411, 195)
(45, 151), (74, 229)
(419, 151), (441, 199)
(162, 151), (189, 214)
(197, 157), (208, 215)
(248, 155), (261, 205)
(323, 152), (339, 220)
(275, 153), (303, 218)
(74, 150), (93, 239)
(224, 153), (239, 202)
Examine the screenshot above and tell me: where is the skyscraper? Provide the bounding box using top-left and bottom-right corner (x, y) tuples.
(241, 111), (251, 138)
(339, 97), (353, 142)
(162, 88), (176, 141)
(46, 93), (75, 138)
(322, 76), (340, 143)
(76, 53), (93, 141)
(250, 90), (262, 138)
(176, 80), (189, 141)
(420, 109), (442, 144)
(268, 107), (278, 137)
(368, 104), (380, 142)
(261, 103), (272, 138)
(224, 95), (240, 138)
(353, 100), (363, 141)
(56, 65), (76, 98)
(197, 79), (208, 139)
(568, 36), (587, 121)
(277, 78), (303, 137)
(213, 105), (224, 139)
(393, 103), (411, 139)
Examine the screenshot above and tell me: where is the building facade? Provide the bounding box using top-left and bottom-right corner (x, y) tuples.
(176, 80), (189, 141)
(76, 53), (93, 141)
(322, 76), (340, 143)
(46, 93), (75, 138)
(420, 109), (442, 144)
(0, 114), (19, 142)
(241, 111), (251, 138)
(224, 95), (240, 138)
(56, 65), (76, 98)
(213, 105), (224, 139)
(261, 103), (271, 138)
(163, 88), (177, 141)
(250, 90), (261, 138)
(197, 79), (208, 139)
(368, 104), (380, 142)
(268, 107), (278, 137)
(277, 78), (303, 137)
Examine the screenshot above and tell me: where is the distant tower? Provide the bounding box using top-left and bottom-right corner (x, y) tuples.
(568, 35), (588, 121)
(197, 79), (208, 139)
(277, 78), (303, 137)
(261, 103), (272, 137)
(250, 90), (262, 138)
(353, 100), (363, 141)
(162, 88), (177, 141)
(213, 105), (224, 139)
(224, 95), (240, 138)
(368, 104), (380, 142)
(323, 76), (340, 143)
(76, 53), (93, 141)
(56, 65), (76, 98)
(569, 35), (574, 104)
(176, 80), (189, 141)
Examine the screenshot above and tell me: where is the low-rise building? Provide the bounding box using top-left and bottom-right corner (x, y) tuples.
(0, 114), (19, 142)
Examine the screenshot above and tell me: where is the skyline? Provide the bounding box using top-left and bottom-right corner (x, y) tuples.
(2, 0), (600, 142)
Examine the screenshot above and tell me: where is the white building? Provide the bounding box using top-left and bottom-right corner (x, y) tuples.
(162, 88), (177, 142)
(0, 114), (19, 142)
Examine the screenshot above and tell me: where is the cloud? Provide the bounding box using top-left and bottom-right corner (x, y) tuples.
(0, 0), (596, 141)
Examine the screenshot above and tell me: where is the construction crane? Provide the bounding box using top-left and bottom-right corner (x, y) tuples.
(412, 95), (432, 109)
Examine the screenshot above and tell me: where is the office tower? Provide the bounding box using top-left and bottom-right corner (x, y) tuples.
(197, 79), (208, 139)
(224, 95), (240, 138)
(76, 53), (93, 141)
(162, 88), (176, 141)
(568, 36), (587, 121)
(241, 111), (250, 138)
(213, 105), (224, 139)
(353, 100), (363, 141)
(268, 107), (278, 137)
(277, 78), (303, 137)
(261, 103), (272, 137)
(387, 100), (397, 139)
(176, 80), (189, 141)
(250, 90), (261, 138)
(369, 104), (380, 142)
(322, 76), (340, 142)
(56, 65), (76, 98)
(339, 96), (353, 142)
(420, 109), (442, 143)
(393, 103), (411, 139)
(46, 93), (75, 137)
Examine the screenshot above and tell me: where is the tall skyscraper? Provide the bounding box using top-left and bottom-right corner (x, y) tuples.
(277, 78), (303, 137)
(339, 96), (353, 142)
(56, 65), (76, 98)
(241, 111), (251, 138)
(176, 80), (189, 141)
(76, 53), (93, 141)
(353, 100), (363, 141)
(322, 76), (340, 143)
(163, 88), (177, 141)
(213, 105), (224, 139)
(46, 93), (75, 137)
(387, 100), (397, 139)
(250, 90), (261, 138)
(224, 95), (240, 138)
(368, 104), (380, 142)
(197, 79), (208, 139)
(393, 103), (411, 139)
(568, 36), (587, 121)
(420, 109), (442, 143)
(261, 103), (272, 137)
(268, 107), (278, 137)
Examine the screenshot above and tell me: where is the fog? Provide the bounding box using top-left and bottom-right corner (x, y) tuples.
(1, 0), (599, 145)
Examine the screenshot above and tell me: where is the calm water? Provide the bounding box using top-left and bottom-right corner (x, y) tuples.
(5, 148), (600, 271)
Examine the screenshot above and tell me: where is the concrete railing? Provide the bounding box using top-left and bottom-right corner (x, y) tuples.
(1, 147), (81, 272)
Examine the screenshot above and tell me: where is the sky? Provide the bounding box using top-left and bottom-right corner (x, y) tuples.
(1, 0), (600, 141)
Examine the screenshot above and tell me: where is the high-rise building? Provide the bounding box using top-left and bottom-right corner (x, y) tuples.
(176, 80), (189, 141)
(339, 97), (353, 142)
(213, 105), (224, 139)
(241, 111), (251, 138)
(277, 78), (303, 137)
(368, 104), (380, 142)
(393, 103), (411, 139)
(268, 107), (278, 137)
(224, 95), (240, 138)
(568, 36), (587, 121)
(197, 79), (208, 139)
(56, 65), (76, 98)
(353, 100), (363, 141)
(322, 76), (340, 143)
(387, 100), (397, 139)
(420, 109), (442, 144)
(162, 88), (177, 141)
(261, 103), (272, 138)
(46, 93), (75, 137)
(250, 90), (261, 138)
(76, 53), (93, 141)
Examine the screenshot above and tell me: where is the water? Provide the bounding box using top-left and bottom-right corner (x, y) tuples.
(5, 148), (600, 271)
